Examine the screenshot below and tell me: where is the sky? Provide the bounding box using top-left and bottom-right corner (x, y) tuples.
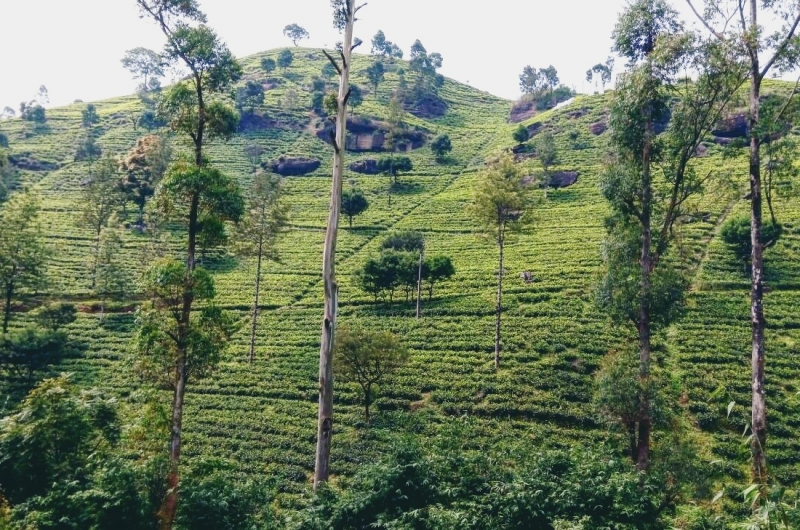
(0, 0), (705, 110)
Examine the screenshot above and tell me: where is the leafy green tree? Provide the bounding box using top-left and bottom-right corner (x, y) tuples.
(235, 80), (265, 116)
(0, 191), (46, 333)
(94, 226), (128, 319)
(722, 216), (783, 267)
(371, 30), (403, 58)
(138, 109), (164, 131)
(599, 0), (741, 470)
(135, 0), (244, 523)
(0, 375), (119, 505)
(0, 327), (68, 380)
(243, 142), (265, 168)
(468, 155), (535, 369)
(334, 325), (409, 423)
(408, 40), (443, 96)
(349, 84), (364, 108)
(430, 134), (452, 162)
(121, 47), (165, 92)
(36, 302), (77, 332)
(586, 57), (614, 92)
(534, 130), (558, 183)
(74, 130), (103, 162)
(0, 149), (18, 202)
(341, 187), (368, 228)
(512, 124), (530, 145)
(321, 61), (337, 79)
(120, 134), (172, 229)
(234, 171), (289, 363)
(20, 101), (46, 124)
(378, 156), (413, 186)
(261, 57), (276, 74)
(382, 230), (424, 253)
(519, 65), (542, 95)
(283, 23), (309, 46)
(423, 255), (455, 300)
(79, 156), (125, 289)
(278, 48), (294, 71)
(688, 0), (800, 482)
(82, 103), (99, 127)
(366, 61), (385, 99)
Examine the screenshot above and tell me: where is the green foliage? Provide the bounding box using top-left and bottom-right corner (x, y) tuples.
(381, 230), (424, 253)
(283, 23), (309, 46)
(333, 325), (409, 422)
(0, 191), (46, 333)
(430, 133), (452, 162)
(234, 170), (289, 261)
(721, 216), (783, 265)
(377, 156), (413, 185)
(261, 57), (276, 74)
(36, 302), (77, 331)
(341, 187), (369, 228)
(175, 458), (267, 530)
(121, 47), (165, 92)
(535, 130), (558, 175)
(120, 135), (172, 227)
(135, 260), (240, 386)
(20, 103), (46, 124)
(423, 254), (455, 300)
(348, 84), (363, 108)
(468, 154), (536, 245)
(371, 30), (403, 59)
(158, 83), (240, 143)
(0, 150), (18, 203)
(81, 103), (99, 127)
(74, 131), (102, 162)
(357, 250), (419, 303)
(80, 156), (125, 237)
(297, 434), (674, 529)
(278, 49), (294, 71)
(235, 80), (265, 116)
(0, 375), (119, 504)
(366, 60), (385, 99)
(0, 327), (69, 380)
(512, 124), (529, 145)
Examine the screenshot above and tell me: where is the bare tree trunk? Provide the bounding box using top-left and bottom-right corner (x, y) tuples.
(748, 44), (768, 485)
(494, 234), (504, 370)
(314, 0), (357, 491)
(91, 231), (101, 291)
(249, 241), (263, 364)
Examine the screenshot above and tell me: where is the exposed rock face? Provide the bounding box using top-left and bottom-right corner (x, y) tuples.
(548, 171), (579, 188)
(509, 100), (536, 123)
(349, 159), (380, 174)
(315, 117), (427, 153)
(712, 113), (748, 138)
(268, 157), (321, 176)
(9, 153), (59, 171)
(589, 121), (607, 135)
(527, 122), (543, 136)
(404, 93), (448, 119)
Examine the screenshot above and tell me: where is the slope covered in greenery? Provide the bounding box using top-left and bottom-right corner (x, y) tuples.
(2, 48), (800, 518)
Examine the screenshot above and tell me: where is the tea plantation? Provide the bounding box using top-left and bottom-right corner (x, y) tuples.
(2, 49), (800, 512)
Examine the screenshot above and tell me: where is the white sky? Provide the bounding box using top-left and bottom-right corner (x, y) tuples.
(0, 0), (704, 110)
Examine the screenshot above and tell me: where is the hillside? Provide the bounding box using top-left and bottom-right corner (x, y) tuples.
(2, 47), (800, 512)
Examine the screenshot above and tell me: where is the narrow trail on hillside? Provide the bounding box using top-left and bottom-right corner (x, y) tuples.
(687, 195), (741, 291)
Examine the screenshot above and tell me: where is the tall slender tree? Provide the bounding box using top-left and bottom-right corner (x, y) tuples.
(468, 155), (536, 369)
(134, 1), (243, 527)
(235, 171), (289, 363)
(600, 0), (742, 470)
(686, 0), (800, 485)
(78, 156), (125, 290)
(314, 0), (364, 491)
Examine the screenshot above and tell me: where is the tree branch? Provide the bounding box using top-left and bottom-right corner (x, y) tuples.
(761, 10), (800, 79)
(322, 49), (342, 75)
(685, 0), (725, 40)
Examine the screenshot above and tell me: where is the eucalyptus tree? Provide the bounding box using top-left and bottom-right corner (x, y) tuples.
(468, 155), (536, 369)
(134, 1), (243, 526)
(686, 0), (800, 485)
(0, 191), (46, 334)
(235, 171), (289, 363)
(314, 0), (364, 491)
(599, 0), (742, 470)
(79, 156), (125, 290)
(121, 47), (165, 92)
(366, 60), (385, 99)
(283, 23), (310, 46)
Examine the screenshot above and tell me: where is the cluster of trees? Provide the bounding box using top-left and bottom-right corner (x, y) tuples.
(518, 64), (573, 110)
(357, 230), (455, 305)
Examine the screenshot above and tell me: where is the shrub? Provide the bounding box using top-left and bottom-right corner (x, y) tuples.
(721, 216), (782, 264)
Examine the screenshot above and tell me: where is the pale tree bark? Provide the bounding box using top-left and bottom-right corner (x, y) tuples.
(416, 247), (423, 319)
(314, 0), (361, 490)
